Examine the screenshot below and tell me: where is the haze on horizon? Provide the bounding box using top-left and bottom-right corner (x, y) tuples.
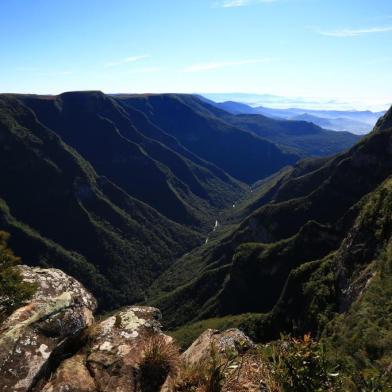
(1, 0), (391, 111)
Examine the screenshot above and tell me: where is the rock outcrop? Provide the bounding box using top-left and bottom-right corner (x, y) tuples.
(0, 265), (175, 392)
(1, 266), (257, 392)
(182, 328), (254, 366)
(42, 306), (171, 392)
(163, 329), (256, 391)
(0, 266), (96, 392)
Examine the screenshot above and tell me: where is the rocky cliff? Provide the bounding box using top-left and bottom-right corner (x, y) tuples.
(0, 266), (257, 392)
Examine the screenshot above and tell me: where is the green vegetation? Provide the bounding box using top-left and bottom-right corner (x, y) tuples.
(150, 107), (392, 329)
(0, 94), (202, 311)
(156, 108), (392, 389)
(261, 334), (341, 392)
(20, 92), (246, 229)
(169, 167), (392, 389)
(117, 94), (299, 184)
(169, 334), (343, 391)
(221, 111), (360, 158)
(0, 91), (391, 389)
(0, 231), (36, 322)
(322, 243), (392, 389)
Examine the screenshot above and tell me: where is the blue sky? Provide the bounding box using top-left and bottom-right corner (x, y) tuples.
(0, 0), (391, 109)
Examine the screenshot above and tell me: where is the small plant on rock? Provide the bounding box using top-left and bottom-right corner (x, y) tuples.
(171, 363), (207, 392)
(172, 343), (236, 392)
(205, 343), (228, 392)
(139, 334), (180, 392)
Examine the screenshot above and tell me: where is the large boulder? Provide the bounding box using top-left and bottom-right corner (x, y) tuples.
(0, 266), (96, 392)
(85, 306), (167, 391)
(42, 306), (173, 392)
(182, 328), (254, 366)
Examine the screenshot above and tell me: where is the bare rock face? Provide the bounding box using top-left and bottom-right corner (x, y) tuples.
(0, 266), (96, 392)
(85, 306), (166, 391)
(182, 328), (254, 366)
(40, 354), (96, 392)
(42, 306), (171, 392)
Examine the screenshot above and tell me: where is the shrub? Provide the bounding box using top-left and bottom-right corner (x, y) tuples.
(356, 371), (392, 392)
(321, 241), (392, 389)
(139, 335), (180, 392)
(269, 334), (341, 392)
(0, 231), (36, 322)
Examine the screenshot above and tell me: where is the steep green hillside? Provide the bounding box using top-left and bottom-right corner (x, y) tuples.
(148, 107), (392, 329)
(116, 94), (299, 183)
(0, 91), (381, 344)
(223, 113), (360, 157)
(18, 92), (245, 229)
(4, 91), (344, 314)
(0, 95), (202, 310)
(163, 109), (392, 383)
(128, 94), (359, 160)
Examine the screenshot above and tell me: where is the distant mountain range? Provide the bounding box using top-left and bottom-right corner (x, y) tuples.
(202, 92), (390, 112)
(206, 98), (385, 135)
(204, 94), (385, 135)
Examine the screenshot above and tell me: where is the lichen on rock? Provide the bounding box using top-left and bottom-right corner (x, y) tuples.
(0, 266), (257, 392)
(0, 266), (96, 392)
(182, 328), (254, 366)
(39, 305), (172, 392)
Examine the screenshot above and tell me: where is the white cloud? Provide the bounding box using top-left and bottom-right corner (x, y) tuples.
(318, 26), (392, 37)
(213, 0), (277, 8)
(104, 55), (150, 68)
(182, 58), (271, 72)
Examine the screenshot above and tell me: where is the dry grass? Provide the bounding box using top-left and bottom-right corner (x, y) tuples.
(223, 351), (281, 392)
(139, 334), (180, 392)
(169, 363), (208, 391)
(169, 343), (228, 392)
(170, 347), (282, 392)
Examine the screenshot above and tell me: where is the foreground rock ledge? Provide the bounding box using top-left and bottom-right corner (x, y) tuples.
(0, 266), (256, 392)
(0, 266), (96, 392)
(42, 306), (171, 391)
